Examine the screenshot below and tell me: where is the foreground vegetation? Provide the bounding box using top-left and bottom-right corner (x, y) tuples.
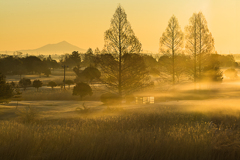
(1, 105), (240, 160)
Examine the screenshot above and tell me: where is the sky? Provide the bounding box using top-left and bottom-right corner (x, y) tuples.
(0, 0), (239, 54)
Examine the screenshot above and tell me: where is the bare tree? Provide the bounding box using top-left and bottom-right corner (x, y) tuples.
(103, 5), (143, 97)
(159, 15), (183, 85)
(185, 12), (214, 83)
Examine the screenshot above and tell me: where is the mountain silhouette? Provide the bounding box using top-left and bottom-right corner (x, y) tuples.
(1, 41), (86, 55)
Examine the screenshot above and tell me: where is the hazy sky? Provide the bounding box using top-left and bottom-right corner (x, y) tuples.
(0, 0), (239, 54)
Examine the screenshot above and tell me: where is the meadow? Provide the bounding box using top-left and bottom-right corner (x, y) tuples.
(1, 95), (240, 159)
(1, 71), (240, 159)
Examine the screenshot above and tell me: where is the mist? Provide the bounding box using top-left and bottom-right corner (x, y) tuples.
(1, 4), (240, 160)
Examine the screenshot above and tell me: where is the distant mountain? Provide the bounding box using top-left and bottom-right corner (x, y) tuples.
(1, 41), (86, 55)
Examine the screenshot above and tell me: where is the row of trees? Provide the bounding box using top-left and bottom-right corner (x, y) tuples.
(0, 55), (57, 77)
(159, 13), (218, 84)
(0, 49), (99, 77)
(100, 6), (226, 98)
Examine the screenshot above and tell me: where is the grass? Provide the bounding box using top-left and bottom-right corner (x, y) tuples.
(1, 106), (240, 160)
(20, 87), (103, 101)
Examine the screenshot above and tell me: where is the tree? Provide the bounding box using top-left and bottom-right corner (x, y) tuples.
(0, 72), (13, 102)
(47, 81), (57, 90)
(23, 56), (42, 74)
(65, 80), (74, 88)
(159, 15), (184, 85)
(158, 54), (190, 83)
(70, 51), (81, 66)
(82, 48), (95, 67)
(60, 51), (81, 68)
(185, 12), (215, 83)
(19, 78), (31, 91)
(94, 48), (101, 54)
(81, 66), (101, 83)
(98, 53), (152, 95)
(72, 82), (93, 100)
(43, 68), (51, 77)
(103, 5), (143, 97)
(32, 79), (43, 91)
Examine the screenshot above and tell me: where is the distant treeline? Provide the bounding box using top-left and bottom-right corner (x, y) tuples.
(0, 48), (237, 78)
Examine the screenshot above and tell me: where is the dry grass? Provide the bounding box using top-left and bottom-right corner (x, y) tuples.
(1, 106), (240, 160)
(20, 87), (102, 101)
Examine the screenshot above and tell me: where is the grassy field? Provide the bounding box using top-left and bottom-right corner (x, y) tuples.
(2, 72), (240, 159)
(1, 98), (240, 159)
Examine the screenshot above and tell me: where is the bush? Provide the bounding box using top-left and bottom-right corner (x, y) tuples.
(100, 93), (121, 105)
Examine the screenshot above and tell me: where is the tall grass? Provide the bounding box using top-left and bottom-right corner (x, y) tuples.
(1, 106), (240, 160)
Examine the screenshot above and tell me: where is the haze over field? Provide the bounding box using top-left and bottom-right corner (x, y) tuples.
(0, 41), (86, 55)
(2, 1), (240, 159)
(0, 0), (240, 54)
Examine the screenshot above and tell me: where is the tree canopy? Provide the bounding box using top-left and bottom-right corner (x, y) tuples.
(185, 12), (215, 83)
(72, 82), (93, 100)
(160, 15), (184, 84)
(33, 79), (43, 91)
(0, 72), (13, 102)
(103, 5), (144, 97)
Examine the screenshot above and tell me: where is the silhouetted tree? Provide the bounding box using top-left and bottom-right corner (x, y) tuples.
(81, 66), (101, 83)
(70, 51), (81, 66)
(0, 72), (13, 102)
(72, 82), (93, 100)
(65, 80), (74, 88)
(158, 54), (191, 83)
(98, 53), (152, 95)
(103, 5), (142, 97)
(82, 48), (95, 67)
(185, 12), (214, 83)
(19, 78), (31, 91)
(23, 56), (42, 74)
(43, 55), (59, 70)
(32, 80), (43, 91)
(47, 81), (57, 90)
(94, 48), (101, 54)
(60, 51), (81, 68)
(159, 15), (184, 85)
